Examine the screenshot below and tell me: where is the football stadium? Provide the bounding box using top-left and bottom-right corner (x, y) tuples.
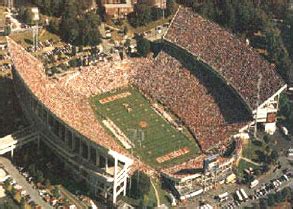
(8, 6), (287, 204)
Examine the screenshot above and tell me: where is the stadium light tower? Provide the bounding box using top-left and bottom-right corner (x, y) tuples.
(31, 7), (40, 51)
(254, 73), (262, 139)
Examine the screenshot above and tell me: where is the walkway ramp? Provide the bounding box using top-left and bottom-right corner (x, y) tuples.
(0, 126), (38, 155)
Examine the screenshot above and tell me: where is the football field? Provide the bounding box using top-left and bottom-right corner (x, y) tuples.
(92, 86), (200, 168)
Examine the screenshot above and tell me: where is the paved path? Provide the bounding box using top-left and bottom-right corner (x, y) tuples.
(0, 157), (52, 209)
(240, 157), (262, 166)
(151, 180), (160, 206)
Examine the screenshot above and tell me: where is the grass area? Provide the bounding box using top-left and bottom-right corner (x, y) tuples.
(122, 179), (170, 208)
(106, 15), (172, 39)
(242, 139), (266, 162)
(144, 182), (157, 207)
(9, 29), (61, 48)
(125, 16), (172, 34)
(92, 86), (200, 169)
(236, 159), (259, 178)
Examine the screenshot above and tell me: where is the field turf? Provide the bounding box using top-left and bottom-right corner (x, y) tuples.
(92, 86), (201, 168)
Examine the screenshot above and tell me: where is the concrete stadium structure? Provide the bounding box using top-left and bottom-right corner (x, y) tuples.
(7, 6), (288, 204)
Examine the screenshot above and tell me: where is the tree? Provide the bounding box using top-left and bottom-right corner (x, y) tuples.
(267, 193), (275, 206)
(4, 25), (11, 36)
(275, 191), (285, 203)
(18, 7), (34, 25)
(128, 3), (152, 27)
(20, 197), (26, 209)
(199, 0), (219, 21)
(219, 0), (236, 29)
(52, 186), (61, 198)
(151, 7), (163, 21)
(48, 18), (60, 34)
(263, 134), (270, 144)
(136, 36), (151, 57)
(270, 150), (279, 162)
(129, 171), (151, 199)
(36, 170), (44, 183)
(235, 1), (254, 33)
(60, 16), (79, 44)
(45, 179), (51, 188)
(281, 187), (292, 200)
(259, 198), (268, 209)
(78, 12), (101, 46)
(166, 0), (176, 16)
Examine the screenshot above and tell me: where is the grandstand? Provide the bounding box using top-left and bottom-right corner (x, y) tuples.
(164, 7), (286, 111)
(7, 5), (288, 203)
(133, 52), (249, 152)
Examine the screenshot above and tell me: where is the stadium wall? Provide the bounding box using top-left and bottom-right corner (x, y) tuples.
(11, 67), (133, 204)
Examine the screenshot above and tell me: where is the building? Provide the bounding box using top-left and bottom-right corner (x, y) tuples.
(102, 0), (166, 17)
(102, 0), (137, 17)
(138, 0), (166, 8)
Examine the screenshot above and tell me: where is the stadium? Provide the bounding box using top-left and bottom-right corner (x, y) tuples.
(8, 6), (287, 204)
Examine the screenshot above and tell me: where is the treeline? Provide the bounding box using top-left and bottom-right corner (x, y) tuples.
(58, 0), (101, 46)
(128, 0), (176, 27)
(178, 0), (292, 81)
(30, 0), (93, 17)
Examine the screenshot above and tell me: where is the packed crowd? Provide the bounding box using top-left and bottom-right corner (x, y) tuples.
(156, 147), (190, 164)
(164, 7), (285, 110)
(132, 52), (247, 151)
(7, 37), (159, 175)
(7, 36), (253, 176)
(58, 58), (136, 98)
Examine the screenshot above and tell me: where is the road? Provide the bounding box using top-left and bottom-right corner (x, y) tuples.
(0, 157), (52, 209)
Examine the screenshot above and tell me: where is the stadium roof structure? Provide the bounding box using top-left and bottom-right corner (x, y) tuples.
(164, 7), (286, 111)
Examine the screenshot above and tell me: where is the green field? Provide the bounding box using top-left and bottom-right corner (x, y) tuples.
(92, 86), (200, 168)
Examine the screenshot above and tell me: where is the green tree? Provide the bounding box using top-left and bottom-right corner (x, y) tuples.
(220, 0), (236, 29)
(151, 7), (163, 21)
(282, 187), (292, 200)
(234, 1), (255, 33)
(136, 36), (151, 57)
(270, 150), (279, 162)
(4, 25), (11, 36)
(48, 18), (60, 34)
(45, 179), (51, 188)
(78, 12), (101, 46)
(52, 186), (61, 198)
(20, 197), (26, 209)
(129, 171), (151, 199)
(199, 0), (219, 21)
(259, 198), (268, 209)
(275, 191), (285, 203)
(267, 193), (275, 206)
(128, 3), (152, 27)
(166, 0), (176, 16)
